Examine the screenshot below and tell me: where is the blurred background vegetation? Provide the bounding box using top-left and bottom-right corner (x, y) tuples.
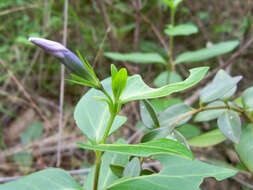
(0, 0), (253, 189)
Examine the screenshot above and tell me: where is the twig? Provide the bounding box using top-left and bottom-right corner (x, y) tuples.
(0, 4), (39, 16)
(57, 0), (68, 167)
(140, 14), (170, 58)
(0, 58), (48, 123)
(133, 0), (141, 51)
(232, 175), (253, 190)
(95, 0), (117, 51)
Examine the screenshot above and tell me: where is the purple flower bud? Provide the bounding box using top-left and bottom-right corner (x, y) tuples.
(29, 37), (101, 89)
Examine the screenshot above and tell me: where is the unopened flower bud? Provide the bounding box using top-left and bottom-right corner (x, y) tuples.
(29, 37), (101, 89)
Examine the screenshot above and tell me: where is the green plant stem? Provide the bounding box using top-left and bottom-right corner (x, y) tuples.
(169, 7), (176, 72)
(93, 150), (102, 190)
(101, 113), (117, 144)
(93, 112), (116, 190)
(101, 88), (113, 105)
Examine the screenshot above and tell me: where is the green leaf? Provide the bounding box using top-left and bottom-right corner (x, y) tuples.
(75, 67), (208, 142)
(200, 71), (241, 103)
(158, 103), (193, 127)
(110, 164), (125, 178)
(153, 71), (182, 88)
(111, 64), (118, 79)
(217, 111), (241, 143)
(105, 155), (236, 190)
(74, 78), (127, 143)
(235, 124), (253, 173)
(77, 138), (193, 160)
(242, 86), (253, 111)
(112, 68), (128, 101)
(121, 67), (209, 103)
(177, 124), (201, 139)
(0, 168), (81, 190)
(141, 126), (171, 143)
(140, 100), (160, 129)
(150, 98), (183, 113)
(174, 40), (239, 64)
(21, 121), (43, 144)
(84, 140), (129, 190)
(212, 70), (238, 99)
(104, 52), (166, 65)
(188, 129), (226, 147)
(123, 158), (141, 177)
(165, 24), (198, 36)
(194, 101), (226, 122)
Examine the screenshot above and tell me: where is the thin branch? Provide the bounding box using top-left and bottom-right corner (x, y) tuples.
(0, 4), (39, 16)
(133, 0), (141, 51)
(0, 58), (48, 123)
(57, 0), (68, 167)
(95, 0), (117, 51)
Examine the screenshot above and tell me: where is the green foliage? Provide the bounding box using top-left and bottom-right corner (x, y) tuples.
(242, 86), (253, 111)
(105, 155), (236, 190)
(200, 70), (242, 103)
(77, 138), (194, 159)
(111, 65), (128, 102)
(104, 52), (166, 65)
(153, 71), (182, 87)
(74, 77), (127, 143)
(123, 158), (141, 177)
(217, 111), (241, 143)
(120, 67), (209, 103)
(84, 140), (129, 190)
(175, 41), (239, 64)
(0, 169), (81, 190)
(140, 100), (160, 129)
(158, 103), (193, 127)
(165, 24), (198, 36)
(188, 129), (226, 147)
(235, 124), (253, 173)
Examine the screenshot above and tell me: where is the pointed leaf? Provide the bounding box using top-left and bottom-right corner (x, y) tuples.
(212, 70), (237, 99)
(188, 129), (226, 147)
(217, 111), (241, 143)
(140, 100), (160, 129)
(112, 68), (127, 100)
(77, 138), (193, 159)
(104, 52), (166, 65)
(200, 74), (241, 103)
(121, 67), (209, 103)
(105, 155), (236, 190)
(165, 24), (198, 36)
(0, 168), (81, 190)
(175, 40), (239, 64)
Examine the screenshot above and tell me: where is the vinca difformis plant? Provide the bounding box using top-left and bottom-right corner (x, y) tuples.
(0, 36), (238, 190)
